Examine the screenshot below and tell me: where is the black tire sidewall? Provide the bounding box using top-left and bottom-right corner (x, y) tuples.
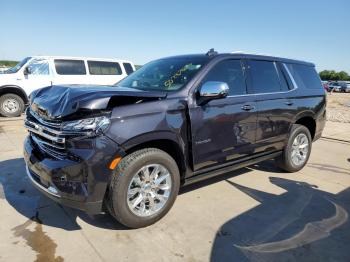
(110, 149), (180, 228)
(284, 125), (312, 172)
(0, 94), (24, 117)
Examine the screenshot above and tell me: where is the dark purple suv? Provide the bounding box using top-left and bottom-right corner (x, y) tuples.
(23, 50), (326, 228)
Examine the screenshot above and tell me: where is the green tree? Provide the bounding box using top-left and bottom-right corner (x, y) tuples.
(338, 71), (350, 81)
(319, 70), (350, 81)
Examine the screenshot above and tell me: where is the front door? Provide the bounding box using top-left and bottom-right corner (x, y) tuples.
(189, 59), (257, 172)
(23, 58), (52, 94)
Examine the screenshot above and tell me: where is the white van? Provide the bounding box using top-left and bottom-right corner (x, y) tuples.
(0, 56), (135, 117)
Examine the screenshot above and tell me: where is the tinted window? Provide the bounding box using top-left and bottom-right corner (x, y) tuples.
(286, 64), (322, 89)
(88, 61), (122, 75)
(249, 60), (281, 93)
(54, 60), (86, 75)
(27, 59), (50, 75)
(123, 63), (134, 75)
(202, 60), (246, 96)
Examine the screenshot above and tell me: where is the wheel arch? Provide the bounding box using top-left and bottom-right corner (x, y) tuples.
(294, 112), (316, 139)
(0, 85), (29, 104)
(121, 132), (188, 181)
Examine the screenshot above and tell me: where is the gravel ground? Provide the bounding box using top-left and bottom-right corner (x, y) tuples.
(326, 92), (350, 123)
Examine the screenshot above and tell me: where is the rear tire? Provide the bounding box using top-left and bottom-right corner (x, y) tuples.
(107, 148), (180, 228)
(0, 94), (25, 117)
(275, 124), (312, 172)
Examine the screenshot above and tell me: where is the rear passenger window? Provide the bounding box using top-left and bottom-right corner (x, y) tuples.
(286, 64), (322, 89)
(202, 60), (247, 96)
(54, 60), (86, 75)
(88, 61), (122, 75)
(248, 60), (282, 93)
(123, 63), (134, 75)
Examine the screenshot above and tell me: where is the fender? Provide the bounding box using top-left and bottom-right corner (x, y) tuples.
(121, 130), (185, 154)
(0, 85), (29, 104)
(120, 130), (189, 175)
(294, 110), (315, 122)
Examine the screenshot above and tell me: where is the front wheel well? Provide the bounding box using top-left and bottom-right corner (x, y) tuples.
(295, 117), (316, 139)
(123, 139), (186, 180)
(0, 86), (28, 104)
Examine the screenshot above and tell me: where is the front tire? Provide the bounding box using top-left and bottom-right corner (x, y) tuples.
(107, 148), (180, 228)
(0, 94), (25, 117)
(275, 124), (312, 172)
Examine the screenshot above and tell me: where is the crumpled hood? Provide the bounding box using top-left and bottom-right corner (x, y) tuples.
(30, 85), (167, 120)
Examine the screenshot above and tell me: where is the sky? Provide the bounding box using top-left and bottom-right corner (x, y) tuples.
(1, 0), (349, 72)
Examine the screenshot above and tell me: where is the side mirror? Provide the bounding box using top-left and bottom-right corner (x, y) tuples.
(23, 67), (31, 75)
(198, 81), (229, 103)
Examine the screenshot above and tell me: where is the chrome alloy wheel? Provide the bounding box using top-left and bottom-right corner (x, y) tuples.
(2, 98), (19, 113)
(127, 164), (172, 217)
(291, 133), (309, 166)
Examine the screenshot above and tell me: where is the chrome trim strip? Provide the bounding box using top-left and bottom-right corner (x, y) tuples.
(283, 63), (299, 90)
(31, 134), (65, 150)
(25, 124), (65, 143)
(26, 165), (61, 198)
(25, 119), (63, 135)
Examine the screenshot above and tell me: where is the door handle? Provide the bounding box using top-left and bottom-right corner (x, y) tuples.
(241, 104), (255, 111)
(285, 101), (294, 106)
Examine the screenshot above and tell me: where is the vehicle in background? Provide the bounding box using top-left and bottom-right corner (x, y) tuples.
(328, 82), (347, 92)
(24, 50), (326, 228)
(321, 81), (330, 92)
(0, 56), (135, 117)
(340, 81), (350, 93)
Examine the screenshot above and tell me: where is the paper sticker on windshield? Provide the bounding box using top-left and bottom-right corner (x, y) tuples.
(164, 63), (201, 88)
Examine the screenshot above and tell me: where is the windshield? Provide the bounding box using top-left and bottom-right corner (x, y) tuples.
(5, 57), (32, 74)
(116, 56), (209, 91)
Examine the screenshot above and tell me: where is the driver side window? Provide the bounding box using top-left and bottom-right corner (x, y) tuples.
(202, 59), (247, 96)
(27, 59), (50, 75)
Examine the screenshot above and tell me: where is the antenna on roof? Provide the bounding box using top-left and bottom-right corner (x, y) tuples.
(206, 48), (218, 56)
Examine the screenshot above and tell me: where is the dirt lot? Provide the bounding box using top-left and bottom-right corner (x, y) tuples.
(0, 98), (350, 261)
(326, 92), (350, 123)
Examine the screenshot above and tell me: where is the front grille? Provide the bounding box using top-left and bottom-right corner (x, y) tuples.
(25, 109), (67, 159)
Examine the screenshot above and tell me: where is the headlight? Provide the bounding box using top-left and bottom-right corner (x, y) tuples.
(62, 116), (110, 134)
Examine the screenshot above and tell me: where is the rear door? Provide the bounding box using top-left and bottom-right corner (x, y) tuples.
(189, 59), (258, 171)
(246, 60), (297, 152)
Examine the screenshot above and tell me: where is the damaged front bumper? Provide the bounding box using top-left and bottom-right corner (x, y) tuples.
(23, 134), (123, 214)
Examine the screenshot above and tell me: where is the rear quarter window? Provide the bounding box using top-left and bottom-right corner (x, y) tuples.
(88, 61), (122, 75)
(54, 59), (86, 75)
(286, 64), (322, 89)
(123, 63), (134, 75)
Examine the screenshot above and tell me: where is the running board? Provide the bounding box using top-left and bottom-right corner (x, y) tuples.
(184, 151), (282, 186)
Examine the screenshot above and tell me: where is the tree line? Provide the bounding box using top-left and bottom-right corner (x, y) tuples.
(0, 60), (18, 67)
(319, 70), (350, 81)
